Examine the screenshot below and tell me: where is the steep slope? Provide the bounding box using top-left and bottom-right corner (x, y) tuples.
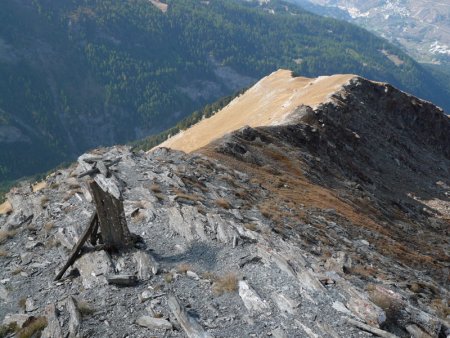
(1, 0), (450, 183)
(0, 71), (449, 337)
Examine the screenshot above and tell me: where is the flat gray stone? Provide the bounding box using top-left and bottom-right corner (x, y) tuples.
(136, 316), (173, 330)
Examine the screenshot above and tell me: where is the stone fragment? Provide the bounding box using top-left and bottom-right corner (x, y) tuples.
(20, 253), (32, 265)
(140, 290), (152, 302)
(25, 297), (37, 312)
(272, 293), (299, 315)
(332, 301), (352, 315)
(406, 324), (433, 338)
(0, 284), (8, 302)
(106, 274), (138, 286)
(271, 328), (287, 338)
(238, 280), (269, 314)
(168, 295), (211, 338)
(41, 304), (63, 338)
(167, 207), (193, 241)
(25, 240), (42, 250)
(347, 294), (386, 327)
(324, 251), (352, 273)
(347, 318), (398, 338)
(133, 250), (159, 280)
(74, 250), (113, 289)
(186, 270), (200, 280)
(167, 206), (208, 241)
(67, 296), (81, 338)
(206, 213), (238, 244)
(136, 316), (173, 330)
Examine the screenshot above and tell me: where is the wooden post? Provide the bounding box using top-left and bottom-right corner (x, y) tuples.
(89, 180), (133, 251)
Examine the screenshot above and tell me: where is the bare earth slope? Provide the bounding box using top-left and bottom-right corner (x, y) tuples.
(158, 70), (355, 153)
(0, 70), (449, 337)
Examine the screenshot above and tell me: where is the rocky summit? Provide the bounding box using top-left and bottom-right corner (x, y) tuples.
(0, 70), (449, 338)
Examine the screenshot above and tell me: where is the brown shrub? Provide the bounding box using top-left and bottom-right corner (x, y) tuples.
(349, 264), (378, 278)
(213, 273), (238, 295)
(174, 192), (203, 204)
(16, 316), (47, 338)
(40, 196), (50, 208)
(44, 222), (54, 232)
(150, 184), (161, 193)
(0, 322), (18, 337)
(215, 198), (231, 209)
(18, 297), (26, 310)
(75, 299), (96, 317)
(0, 229), (18, 244)
(163, 273), (173, 284)
(431, 299), (450, 318)
(243, 223), (257, 231)
(176, 264), (191, 274)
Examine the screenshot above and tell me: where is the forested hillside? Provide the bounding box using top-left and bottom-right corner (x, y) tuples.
(1, 0), (449, 184)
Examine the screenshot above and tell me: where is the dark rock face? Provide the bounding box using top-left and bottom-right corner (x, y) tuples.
(0, 79), (449, 337)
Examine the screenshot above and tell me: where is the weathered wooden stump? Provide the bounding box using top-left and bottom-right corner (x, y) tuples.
(55, 155), (134, 280)
(89, 180), (133, 251)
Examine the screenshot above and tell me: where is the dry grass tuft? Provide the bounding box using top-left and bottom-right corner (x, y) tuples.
(430, 298), (450, 318)
(75, 299), (96, 317)
(40, 196), (50, 208)
(150, 184), (162, 193)
(201, 271), (217, 282)
(12, 267), (24, 276)
(0, 250), (8, 258)
(132, 200), (146, 209)
(45, 236), (60, 249)
(215, 198), (231, 209)
(258, 203), (273, 219)
(49, 182), (60, 190)
(163, 273), (173, 284)
(18, 297), (26, 310)
(68, 183), (81, 190)
(243, 223), (257, 231)
(349, 264), (378, 279)
(0, 229), (18, 244)
(213, 272), (238, 295)
(16, 316), (47, 338)
(235, 188), (251, 200)
(176, 264), (191, 274)
(63, 191), (74, 201)
(0, 322), (18, 337)
(367, 284), (403, 322)
(44, 222), (54, 232)
(131, 211), (146, 223)
(175, 192), (202, 203)
(181, 176), (208, 192)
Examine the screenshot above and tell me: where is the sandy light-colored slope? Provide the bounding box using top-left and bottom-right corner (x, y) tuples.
(156, 69), (355, 153)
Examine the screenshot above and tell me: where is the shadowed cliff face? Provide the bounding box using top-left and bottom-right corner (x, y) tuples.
(0, 73), (449, 337)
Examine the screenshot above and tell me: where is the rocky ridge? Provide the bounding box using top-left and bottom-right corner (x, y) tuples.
(0, 71), (449, 337)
